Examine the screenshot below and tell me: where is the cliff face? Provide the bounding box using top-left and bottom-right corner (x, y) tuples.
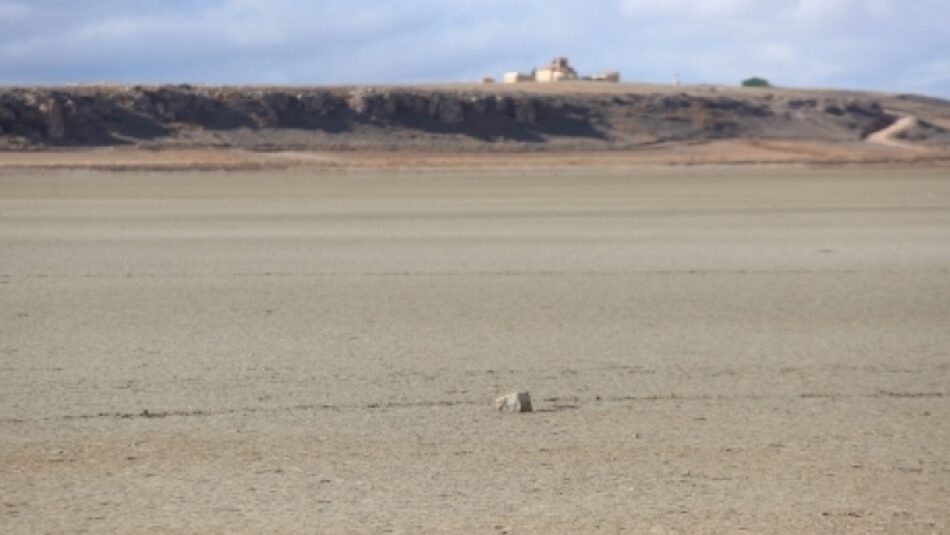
(0, 85), (923, 150)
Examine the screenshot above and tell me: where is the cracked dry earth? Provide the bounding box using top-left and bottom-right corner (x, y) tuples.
(1, 163), (949, 534)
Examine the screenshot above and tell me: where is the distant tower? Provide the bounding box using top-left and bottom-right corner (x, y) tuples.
(674, 73), (681, 86)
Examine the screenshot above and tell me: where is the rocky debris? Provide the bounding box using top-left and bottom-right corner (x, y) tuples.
(346, 89), (370, 115)
(436, 98), (464, 124)
(0, 85), (940, 150)
(39, 98), (66, 139)
(496, 391), (533, 413)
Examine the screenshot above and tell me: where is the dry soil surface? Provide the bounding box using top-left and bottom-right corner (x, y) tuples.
(1, 136), (949, 173)
(1, 163), (949, 534)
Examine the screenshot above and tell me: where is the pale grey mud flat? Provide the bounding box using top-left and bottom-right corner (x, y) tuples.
(1, 163), (949, 534)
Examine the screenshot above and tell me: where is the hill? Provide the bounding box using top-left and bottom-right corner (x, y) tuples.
(1, 83), (949, 154)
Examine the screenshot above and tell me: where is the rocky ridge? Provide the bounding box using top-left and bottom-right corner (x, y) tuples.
(0, 85), (946, 151)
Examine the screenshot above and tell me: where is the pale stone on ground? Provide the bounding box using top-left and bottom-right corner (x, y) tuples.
(496, 392), (533, 413)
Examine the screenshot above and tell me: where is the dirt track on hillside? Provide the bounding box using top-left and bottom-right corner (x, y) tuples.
(867, 114), (919, 148)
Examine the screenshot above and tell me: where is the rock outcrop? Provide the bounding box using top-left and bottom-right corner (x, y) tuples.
(0, 85), (947, 150)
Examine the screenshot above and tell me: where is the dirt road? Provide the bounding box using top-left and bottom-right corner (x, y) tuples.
(1, 164), (949, 533)
(867, 114), (920, 149)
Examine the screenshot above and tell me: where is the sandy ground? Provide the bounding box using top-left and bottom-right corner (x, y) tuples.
(0, 136), (948, 173)
(1, 163), (949, 533)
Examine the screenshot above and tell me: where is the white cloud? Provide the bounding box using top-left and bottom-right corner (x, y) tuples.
(793, 0), (852, 21)
(621, 0), (756, 17)
(0, 0), (947, 96)
(864, 0), (898, 19)
(0, 1), (30, 22)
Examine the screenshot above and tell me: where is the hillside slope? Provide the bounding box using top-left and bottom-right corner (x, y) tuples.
(1, 84), (949, 151)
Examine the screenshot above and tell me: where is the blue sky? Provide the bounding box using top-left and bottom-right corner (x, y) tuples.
(0, 0), (947, 97)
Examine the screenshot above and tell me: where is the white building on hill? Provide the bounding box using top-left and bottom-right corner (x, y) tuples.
(534, 57), (579, 83)
(503, 72), (532, 83)
(500, 57), (617, 84)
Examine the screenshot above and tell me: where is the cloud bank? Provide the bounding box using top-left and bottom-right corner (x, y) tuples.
(0, 0), (947, 96)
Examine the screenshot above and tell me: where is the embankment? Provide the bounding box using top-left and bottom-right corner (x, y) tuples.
(1, 84), (949, 151)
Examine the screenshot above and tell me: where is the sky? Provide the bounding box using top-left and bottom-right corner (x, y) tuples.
(0, 0), (947, 97)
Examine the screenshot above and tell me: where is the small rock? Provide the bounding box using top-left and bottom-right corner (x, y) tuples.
(496, 391), (533, 413)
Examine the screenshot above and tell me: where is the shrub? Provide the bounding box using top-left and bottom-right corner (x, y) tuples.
(742, 77), (771, 88)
